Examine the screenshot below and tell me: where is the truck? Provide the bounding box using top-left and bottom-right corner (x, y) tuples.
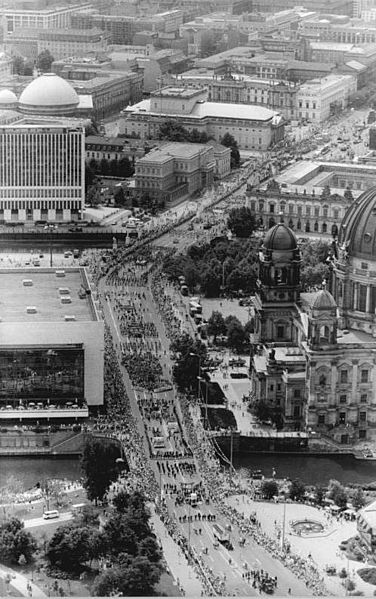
(213, 523), (230, 544)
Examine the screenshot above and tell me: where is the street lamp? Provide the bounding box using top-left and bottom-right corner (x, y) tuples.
(44, 224), (57, 267)
(197, 375), (208, 428)
(189, 352), (201, 402)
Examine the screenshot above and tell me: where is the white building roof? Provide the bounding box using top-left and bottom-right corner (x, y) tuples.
(126, 98), (280, 123)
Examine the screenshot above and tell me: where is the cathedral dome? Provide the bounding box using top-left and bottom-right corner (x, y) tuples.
(263, 223), (297, 251)
(312, 289), (337, 311)
(18, 73), (79, 115)
(0, 88), (17, 107)
(339, 187), (376, 260)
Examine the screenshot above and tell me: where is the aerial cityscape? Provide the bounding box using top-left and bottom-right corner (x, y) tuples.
(4, 0), (376, 596)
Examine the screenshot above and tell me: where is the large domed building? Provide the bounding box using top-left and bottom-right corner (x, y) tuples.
(0, 88), (18, 109)
(251, 203), (376, 446)
(18, 73), (80, 116)
(333, 187), (376, 334)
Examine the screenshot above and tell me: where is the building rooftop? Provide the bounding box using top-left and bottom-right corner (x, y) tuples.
(151, 86), (203, 98)
(138, 141), (212, 162)
(127, 97), (280, 122)
(0, 268), (98, 323)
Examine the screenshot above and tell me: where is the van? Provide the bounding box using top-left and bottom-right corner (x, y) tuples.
(43, 510), (59, 520)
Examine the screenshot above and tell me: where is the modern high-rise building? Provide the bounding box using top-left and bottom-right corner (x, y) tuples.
(0, 120), (85, 223)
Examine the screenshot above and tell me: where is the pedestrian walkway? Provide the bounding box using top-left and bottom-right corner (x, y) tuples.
(149, 505), (204, 597)
(0, 564), (47, 599)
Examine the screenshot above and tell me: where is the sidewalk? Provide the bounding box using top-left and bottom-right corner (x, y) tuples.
(149, 506), (204, 597)
(0, 564), (47, 599)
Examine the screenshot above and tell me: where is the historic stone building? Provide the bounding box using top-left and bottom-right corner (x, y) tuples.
(250, 189), (376, 444)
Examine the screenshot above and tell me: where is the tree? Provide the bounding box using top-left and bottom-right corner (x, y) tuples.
(85, 164), (97, 192)
(225, 316), (245, 350)
(81, 437), (120, 504)
(47, 523), (101, 571)
(170, 332), (207, 392)
(99, 158), (110, 176)
(328, 479), (348, 509)
(109, 159), (119, 177)
(0, 518), (37, 564)
(114, 186), (127, 206)
(289, 479), (306, 501)
(86, 183), (101, 207)
(207, 311), (226, 341)
(200, 266), (222, 297)
(260, 480), (278, 500)
(314, 485), (325, 506)
(36, 49), (54, 72)
(118, 156), (134, 178)
(93, 556), (161, 596)
(220, 133), (240, 168)
(352, 487), (365, 510)
(228, 207), (256, 238)
(12, 56), (25, 76)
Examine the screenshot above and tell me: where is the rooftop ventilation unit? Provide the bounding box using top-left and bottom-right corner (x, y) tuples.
(64, 315), (76, 321)
(61, 296), (72, 304)
(55, 270), (65, 277)
(59, 287), (70, 295)
(26, 306), (37, 313)
(23, 279), (33, 286)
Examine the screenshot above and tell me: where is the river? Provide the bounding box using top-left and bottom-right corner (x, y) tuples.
(234, 453), (376, 485)
(0, 457), (81, 491)
(2, 453), (376, 492)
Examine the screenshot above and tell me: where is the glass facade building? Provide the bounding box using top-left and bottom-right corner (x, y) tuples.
(0, 346), (84, 403)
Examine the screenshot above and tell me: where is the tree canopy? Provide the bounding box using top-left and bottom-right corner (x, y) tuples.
(162, 236), (258, 297)
(0, 518), (37, 564)
(36, 49), (54, 72)
(81, 437), (120, 504)
(227, 207), (256, 238)
(170, 332), (207, 392)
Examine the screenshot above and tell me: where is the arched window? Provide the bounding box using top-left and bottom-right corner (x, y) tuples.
(322, 222), (327, 233)
(319, 374), (326, 387)
(297, 219), (301, 230)
(314, 221), (319, 232)
(305, 222), (310, 232)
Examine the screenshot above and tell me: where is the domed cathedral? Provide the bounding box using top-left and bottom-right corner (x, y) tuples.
(251, 220), (308, 433)
(251, 207), (376, 445)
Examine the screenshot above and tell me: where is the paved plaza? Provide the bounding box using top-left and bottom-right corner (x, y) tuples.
(228, 495), (376, 596)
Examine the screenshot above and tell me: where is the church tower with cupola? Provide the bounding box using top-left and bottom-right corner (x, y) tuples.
(253, 221), (302, 346)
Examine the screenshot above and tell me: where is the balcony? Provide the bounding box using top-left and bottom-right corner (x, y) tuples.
(0, 406), (88, 420)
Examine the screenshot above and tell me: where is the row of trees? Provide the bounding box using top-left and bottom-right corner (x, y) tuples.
(260, 478), (366, 510)
(87, 157), (134, 180)
(164, 227), (333, 298)
(207, 310), (254, 351)
(12, 50), (54, 76)
(47, 490), (162, 596)
(163, 235), (259, 297)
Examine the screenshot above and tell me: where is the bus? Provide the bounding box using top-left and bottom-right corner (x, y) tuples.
(189, 300), (202, 317)
(213, 523), (230, 544)
(43, 510), (59, 520)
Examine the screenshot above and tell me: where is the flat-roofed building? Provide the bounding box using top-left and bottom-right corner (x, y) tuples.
(296, 74), (356, 122)
(3, 2), (92, 34)
(38, 28), (109, 60)
(122, 86), (285, 150)
(0, 119), (85, 223)
(134, 141), (218, 202)
(0, 266), (104, 422)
